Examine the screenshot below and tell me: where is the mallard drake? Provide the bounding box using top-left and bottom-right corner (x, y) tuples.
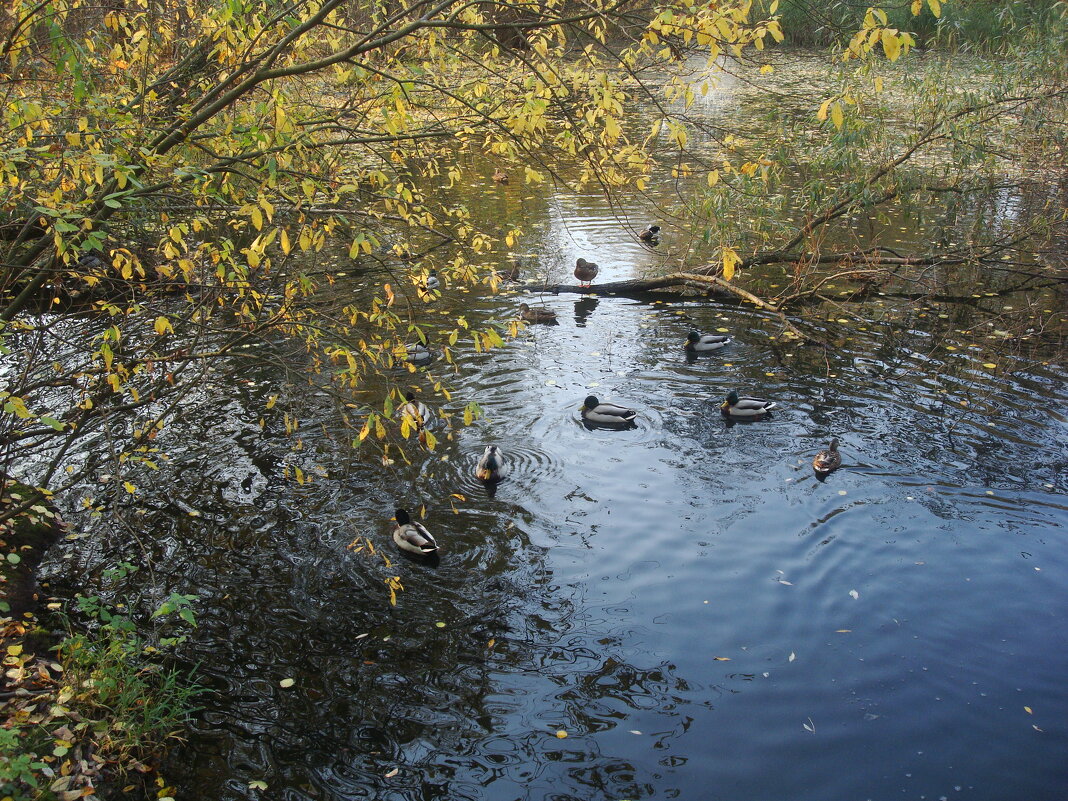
(574, 257), (599, 288)
(638, 224), (661, 243)
(476, 445), (504, 482)
(812, 438), (842, 474)
(398, 391), (430, 430)
(518, 302), (557, 324)
(581, 395), (637, 425)
(686, 331), (732, 352)
(424, 269), (440, 291)
(406, 340), (435, 366)
(493, 169), (509, 184)
(391, 508), (439, 555)
(720, 390), (776, 418)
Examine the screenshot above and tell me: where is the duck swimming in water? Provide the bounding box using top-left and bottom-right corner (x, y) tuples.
(720, 390), (777, 419)
(476, 445), (504, 482)
(686, 331), (732, 352)
(638, 224), (661, 243)
(581, 395), (637, 425)
(519, 302), (557, 324)
(391, 508), (439, 555)
(398, 391), (430, 430)
(812, 438), (842, 475)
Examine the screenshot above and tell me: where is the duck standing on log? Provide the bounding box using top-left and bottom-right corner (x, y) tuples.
(574, 257), (599, 288)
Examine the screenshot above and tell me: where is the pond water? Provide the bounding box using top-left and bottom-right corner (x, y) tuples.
(42, 54), (1068, 801)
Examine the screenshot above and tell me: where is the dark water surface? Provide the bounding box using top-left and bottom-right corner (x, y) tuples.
(51, 278), (1067, 800)
(42, 56), (1068, 801)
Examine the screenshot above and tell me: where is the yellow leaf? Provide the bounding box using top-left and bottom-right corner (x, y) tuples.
(123, 481), (136, 494)
(280, 230), (291, 255)
(153, 316), (172, 336)
(722, 247), (740, 282)
(1024, 706), (1033, 715)
(713, 656), (731, 661)
(830, 102), (844, 130)
(881, 30), (902, 62)
(555, 730), (568, 738)
(928, 0), (941, 17)
(817, 98), (831, 122)
(911, 0), (921, 13)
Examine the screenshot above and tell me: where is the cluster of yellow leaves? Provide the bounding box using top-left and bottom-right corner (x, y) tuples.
(844, 6), (925, 63)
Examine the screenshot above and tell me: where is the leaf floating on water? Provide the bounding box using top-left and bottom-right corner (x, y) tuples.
(716, 327), (729, 333)
(789, 652), (796, 662)
(279, 678), (295, 688)
(555, 730), (568, 739)
(435, 622), (446, 628)
(1024, 706), (1033, 715)
(248, 780), (268, 791)
(384, 768), (399, 778)
(1033, 724), (1044, 731)
(354, 633), (368, 640)
(836, 629), (852, 633)
(849, 589), (859, 600)
(451, 493), (466, 501)
(545, 380), (556, 386)
(713, 656), (731, 661)
(983, 363), (997, 369)
(838, 490), (847, 496)
(803, 717), (815, 733)
(629, 730), (642, 735)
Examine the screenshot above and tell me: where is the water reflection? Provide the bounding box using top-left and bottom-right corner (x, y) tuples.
(573, 296), (598, 327)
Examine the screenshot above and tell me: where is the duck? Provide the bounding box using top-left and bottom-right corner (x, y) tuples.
(574, 257), (599, 288)
(391, 508), (439, 555)
(581, 395), (637, 425)
(518, 302), (557, 324)
(720, 390), (777, 418)
(424, 269), (440, 291)
(398, 391), (430, 430)
(476, 445), (504, 482)
(686, 330), (732, 352)
(638, 224), (661, 243)
(812, 438), (842, 474)
(498, 261), (522, 282)
(493, 169), (509, 184)
(406, 339), (435, 366)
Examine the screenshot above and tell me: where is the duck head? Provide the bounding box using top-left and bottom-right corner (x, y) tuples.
(582, 395), (600, 410)
(394, 508), (411, 525)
